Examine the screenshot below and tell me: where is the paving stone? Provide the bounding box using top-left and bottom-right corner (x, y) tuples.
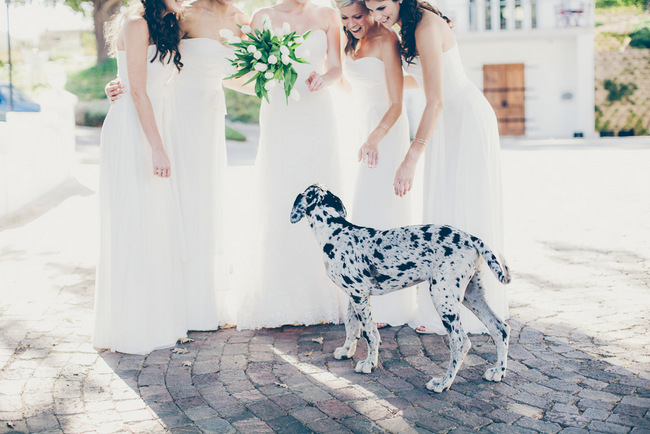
(515, 417), (562, 433)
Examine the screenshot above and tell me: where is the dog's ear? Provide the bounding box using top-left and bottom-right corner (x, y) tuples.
(323, 191), (347, 218)
(290, 192), (307, 224)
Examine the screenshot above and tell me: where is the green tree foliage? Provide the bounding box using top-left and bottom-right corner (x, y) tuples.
(596, 0), (649, 10)
(603, 79), (638, 104)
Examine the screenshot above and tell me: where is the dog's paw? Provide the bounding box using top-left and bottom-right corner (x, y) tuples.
(354, 360), (374, 374)
(426, 377), (451, 393)
(334, 346), (354, 360)
(483, 366), (506, 382)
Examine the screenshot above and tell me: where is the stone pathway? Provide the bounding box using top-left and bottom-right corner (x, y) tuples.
(0, 135), (649, 433)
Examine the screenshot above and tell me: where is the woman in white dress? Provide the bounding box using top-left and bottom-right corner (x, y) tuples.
(94, 0), (187, 354)
(336, 0), (416, 327)
(106, 0), (251, 331)
(163, 0), (249, 330)
(236, 0), (345, 330)
(364, 0), (508, 334)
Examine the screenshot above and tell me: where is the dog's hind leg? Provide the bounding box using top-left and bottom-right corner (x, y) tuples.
(463, 271), (510, 382)
(351, 296), (380, 374)
(334, 300), (361, 360)
(426, 279), (471, 393)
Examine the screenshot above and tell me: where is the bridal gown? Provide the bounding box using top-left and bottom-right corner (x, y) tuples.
(164, 38), (237, 330)
(236, 30), (344, 330)
(94, 46), (187, 354)
(343, 55), (417, 326)
(405, 45), (508, 334)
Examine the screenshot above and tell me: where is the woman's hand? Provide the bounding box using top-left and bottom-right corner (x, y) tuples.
(105, 79), (125, 104)
(306, 72), (325, 92)
(394, 159), (416, 197)
(152, 148), (171, 178)
(358, 141), (379, 169)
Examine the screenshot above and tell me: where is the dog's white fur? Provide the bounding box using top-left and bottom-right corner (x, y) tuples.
(290, 184), (511, 392)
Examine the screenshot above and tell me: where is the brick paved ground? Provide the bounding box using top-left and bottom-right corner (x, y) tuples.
(0, 135), (649, 433)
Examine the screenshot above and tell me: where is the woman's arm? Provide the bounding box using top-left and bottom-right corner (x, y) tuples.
(394, 13), (446, 196)
(358, 35), (404, 169)
(123, 17), (172, 178)
(306, 7), (342, 92)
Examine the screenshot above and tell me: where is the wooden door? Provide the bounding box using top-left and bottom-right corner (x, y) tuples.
(483, 64), (525, 136)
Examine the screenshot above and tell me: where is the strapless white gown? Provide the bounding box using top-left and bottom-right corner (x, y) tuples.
(405, 45), (508, 334)
(236, 30), (344, 330)
(343, 55), (417, 326)
(165, 38), (237, 330)
(94, 46), (187, 354)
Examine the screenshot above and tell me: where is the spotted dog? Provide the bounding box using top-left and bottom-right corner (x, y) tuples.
(290, 184), (511, 393)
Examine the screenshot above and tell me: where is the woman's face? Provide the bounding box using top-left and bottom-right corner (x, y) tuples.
(364, 0), (400, 28)
(162, 0), (183, 14)
(339, 2), (373, 40)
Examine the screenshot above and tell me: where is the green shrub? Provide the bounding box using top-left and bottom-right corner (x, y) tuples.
(629, 27), (650, 48)
(225, 88), (261, 124)
(225, 125), (247, 141)
(603, 78), (637, 104)
(66, 59), (117, 101)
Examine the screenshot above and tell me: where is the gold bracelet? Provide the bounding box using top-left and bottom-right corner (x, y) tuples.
(379, 123), (390, 132)
(413, 137), (428, 145)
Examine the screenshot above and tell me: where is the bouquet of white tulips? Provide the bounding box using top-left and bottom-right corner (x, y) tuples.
(221, 19), (310, 103)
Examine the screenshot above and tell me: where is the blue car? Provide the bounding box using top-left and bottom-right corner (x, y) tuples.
(0, 83), (41, 121)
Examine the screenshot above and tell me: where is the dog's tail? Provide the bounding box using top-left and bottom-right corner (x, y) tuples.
(470, 236), (511, 284)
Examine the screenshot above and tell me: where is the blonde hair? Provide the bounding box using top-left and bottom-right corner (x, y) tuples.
(105, 3), (143, 58)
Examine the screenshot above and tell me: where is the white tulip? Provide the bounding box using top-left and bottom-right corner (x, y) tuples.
(262, 14), (272, 31)
(274, 27), (286, 38)
(219, 29), (234, 40)
(264, 71), (274, 79)
(247, 45), (258, 53)
(229, 37), (241, 44)
(254, 51), (262, 60)
(294, 36), (304, 44)
(280, 45), (290, 56)
(282, 22), (291, 35)
(241, 25), (252, 34)
(254, 63), (268, 72)
(268, 55), (278, 65)
(281, 54), (291, 65)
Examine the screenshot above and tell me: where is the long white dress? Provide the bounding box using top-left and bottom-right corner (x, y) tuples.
(406, 45), (508, 334)
(236, 30), (344, 330)
(94, 46), (187, 354)
(164, 38), (237, 330)
(343, 55), (417, 326)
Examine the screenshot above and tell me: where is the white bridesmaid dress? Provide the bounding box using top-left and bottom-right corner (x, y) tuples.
(343, 55), (417, 326)
(164, 38), (238, 330)
(94, 46), (187, 354)
(405, 45), (508, 334)
(236, 30), (344, 330)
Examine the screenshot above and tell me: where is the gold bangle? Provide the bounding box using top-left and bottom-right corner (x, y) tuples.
(413, 137), (428, 145)
(379, 123), (390, 132)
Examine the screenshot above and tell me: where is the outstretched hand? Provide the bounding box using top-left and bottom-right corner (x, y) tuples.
(394, 160), (416, 197)
(358, 142), (379, 169)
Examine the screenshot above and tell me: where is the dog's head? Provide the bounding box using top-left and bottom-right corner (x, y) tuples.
(290, 184), (347, 224)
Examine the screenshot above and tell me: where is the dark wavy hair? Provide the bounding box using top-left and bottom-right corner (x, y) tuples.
(141, 0), (183, 71)
(335, 0), (366, 57)
(106, 0), (183, 71)
(397, 0), (452, 65)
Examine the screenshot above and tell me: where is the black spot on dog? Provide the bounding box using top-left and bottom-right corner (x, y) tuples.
(373, 274), (391, 283)
(354, 276), (363, 283)
(438, 226), (452, 242)
(443, 246), (454, 257)
(385, 245), (393, 250)
(323, 243), (335, 259)
(362, 330), (370, 342)
(362, 269), (371, 277)
(351, 294), (362, 304)
(376, 238), (383, 245)
(332, 228), (342, 237)
(397, 262), (416, 271)
(410, 233), (419, 242)
(373, 250), (384, 261)
(452, 233), (461, 245)
(441, 313), (457, 333)
(423, 232), (432, 242)
(343, 275), (354, 286)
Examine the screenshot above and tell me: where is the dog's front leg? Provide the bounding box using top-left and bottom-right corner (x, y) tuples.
(334, 300), (361, 360)
(353, 297), (380, 374)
